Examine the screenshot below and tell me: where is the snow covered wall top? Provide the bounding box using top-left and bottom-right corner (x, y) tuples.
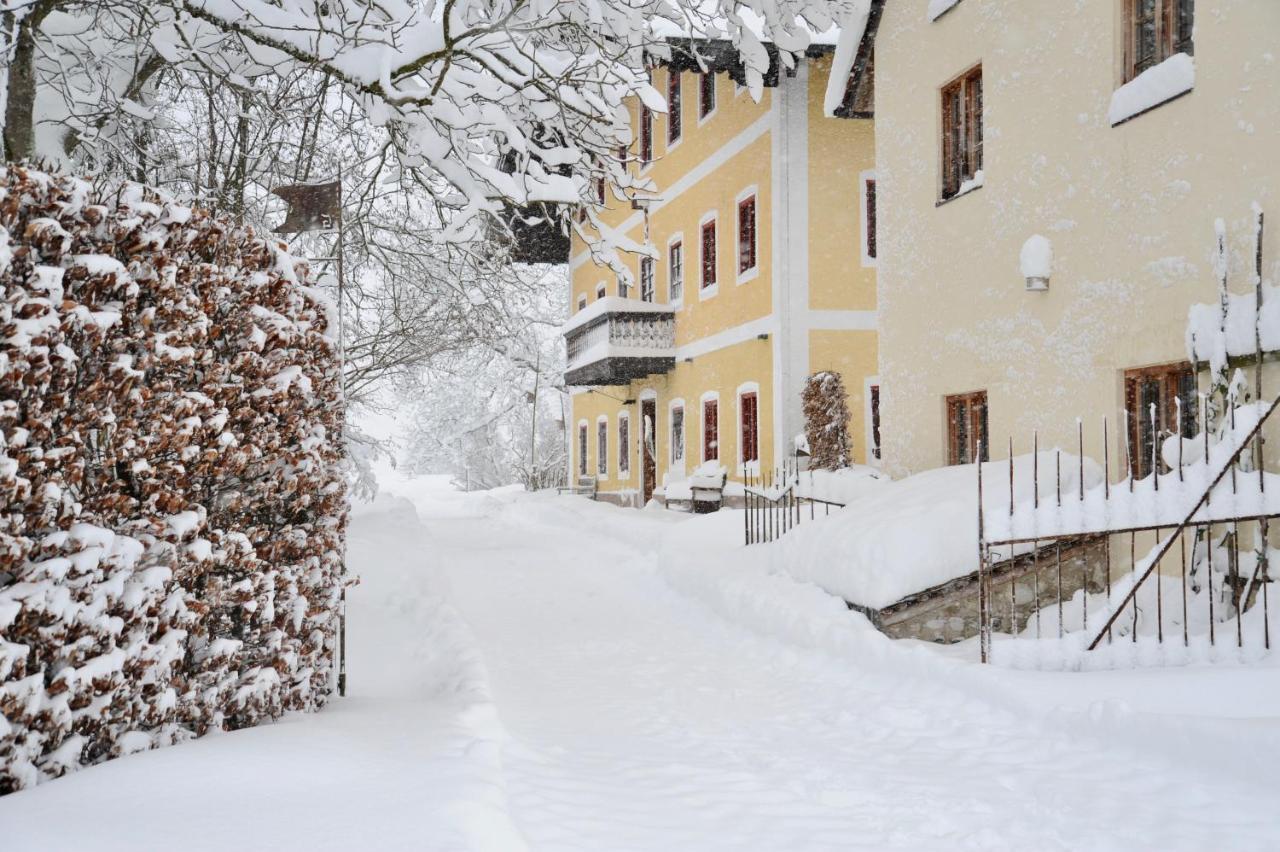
(0, 166), (347, 794)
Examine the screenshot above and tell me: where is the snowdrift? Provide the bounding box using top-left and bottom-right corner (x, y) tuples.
(0, 166), (346, 792)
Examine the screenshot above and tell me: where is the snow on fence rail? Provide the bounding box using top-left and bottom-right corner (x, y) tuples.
(974, 396), (1279, 667)
(0, 166), (347, 793)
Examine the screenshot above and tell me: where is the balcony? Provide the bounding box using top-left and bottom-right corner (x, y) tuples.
(563, 297), (676, 386)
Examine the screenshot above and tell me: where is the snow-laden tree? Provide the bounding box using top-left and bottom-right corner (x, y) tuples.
(399, 264), (568, 490)
(3, 1), (864, 254)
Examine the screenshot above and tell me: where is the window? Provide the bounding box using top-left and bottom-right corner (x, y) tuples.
(596, 282), (607, 300)
(618, 273), (629, 300)
(700, 219), (717, 290)
(668, 239), (684, 304)
(578, 422), (588, 476)
(594, 176), (606, 206)
(640, 105), (653, 165)
(737, 194), (757, 276)
(869, 384), (882, 461)
(671, 404), (686, 464)
(699, 72), (716, 120)
(618, 413), (630, 477)
(940, 66), (983, 200)
(740, 391), (759, 466)
(863, 177), (877, 262)
(946, 390), (988, 466)
(597, 418), (608, 477)
(667, 72), (682, 144)
(1125, 363), (1197, 479)
(577, 294), (587, 311)
(1124, 0), (1194, 82)
(640, 256), (655, 302)
(703, 397), (719, 462)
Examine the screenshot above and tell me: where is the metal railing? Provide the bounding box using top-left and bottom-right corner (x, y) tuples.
(744, 459), (847, 545)
(974, 395), (1280, 665)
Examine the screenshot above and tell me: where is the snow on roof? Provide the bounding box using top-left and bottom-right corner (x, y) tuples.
(767, 452), (1102, 610)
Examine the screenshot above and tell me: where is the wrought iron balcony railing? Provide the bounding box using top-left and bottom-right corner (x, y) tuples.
(563, 297), (676, 386)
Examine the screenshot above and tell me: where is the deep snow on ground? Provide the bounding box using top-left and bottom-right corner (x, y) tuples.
(4, 474), (1280, 851)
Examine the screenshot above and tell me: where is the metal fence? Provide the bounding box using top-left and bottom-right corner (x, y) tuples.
(974, 394), (1280, 664)
(743, 458), (847, 545)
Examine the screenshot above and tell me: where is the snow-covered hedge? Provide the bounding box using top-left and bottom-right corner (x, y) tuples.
(0, 166), (347, 793)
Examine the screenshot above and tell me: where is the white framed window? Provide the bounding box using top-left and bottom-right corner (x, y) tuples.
(698, 211), (719, 300)
(859, 169), (878, 268)
(669, 398), (686, 471)
(618, 272), (630, 300)
(735, 186), (759, 284)
(617, 411), (631, 479)
(864, 376), (882, 466)
(596, 281), (607, 300)
(596, 414), (609, 479)
(577, 293), (587, 311)
(577, 419), (589, 476)
(667, 233), (684, 307)
(700, 390), (720, 463)
(639, 257), (655, 303)
(735, 381), (761, 475)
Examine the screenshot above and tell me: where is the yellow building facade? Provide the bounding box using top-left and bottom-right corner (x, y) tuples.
(565, 48), (878, 506)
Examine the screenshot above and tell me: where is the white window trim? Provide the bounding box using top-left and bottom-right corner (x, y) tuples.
(864, 375), (882, 468)
(698, 211), (719, 301)
(577, 418), (589, 476)
(735, 185), (760, 285)
(639, 100), (655, 177)
(576, 293), (587, 311)
(666, 71), (683, 152)
(666, 231), (685, 309)
(735, 381), (761, 476)
(595, 281), (607, 300)
(859, 169), (878, 269)
(668, 397), (687, 472)
(596, 414), (610, 480)
(617, 411), (631, 479)
(697, 71), (718, 127)
(700, 390), (721, 463)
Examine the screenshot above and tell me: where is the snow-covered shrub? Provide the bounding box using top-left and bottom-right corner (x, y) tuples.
(802, 372), (852, 471)
(0, 166), (347, 793)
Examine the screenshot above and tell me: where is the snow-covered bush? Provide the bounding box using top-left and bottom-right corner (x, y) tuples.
(0, 166), (347, 793)
(802, 371), (852, 471)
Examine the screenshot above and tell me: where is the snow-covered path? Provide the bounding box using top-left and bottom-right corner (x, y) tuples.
(4, 479), (1280, 850)
(425, 493), (1278, 851)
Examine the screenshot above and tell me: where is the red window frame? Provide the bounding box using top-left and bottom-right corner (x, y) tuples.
(671, 405), (685, 463)
(703, 398), (719, 462)
(640, 105), (653, 164)
(740, 392), (759, 464)
(578, 423), (588, 476)
(737, 195), (757, 274)
(618, 415), (630, 475)
(699, 72), (716, 119)
(667, 72), (682, 144)
(597, 419), (608, 476)
(700, 220), (717, 289)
